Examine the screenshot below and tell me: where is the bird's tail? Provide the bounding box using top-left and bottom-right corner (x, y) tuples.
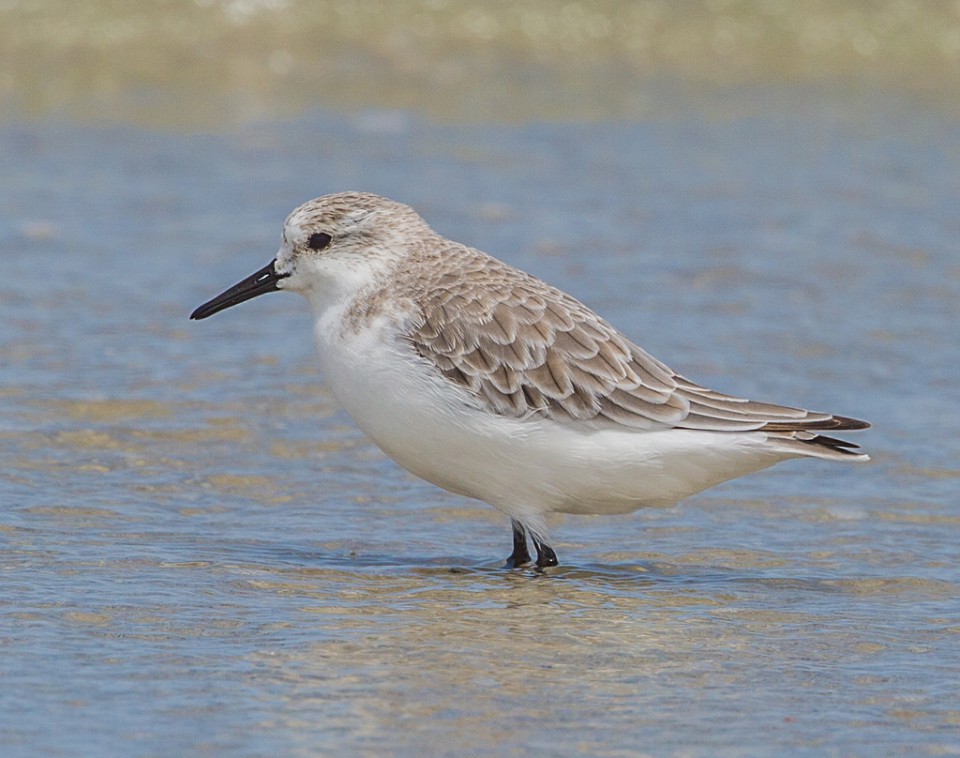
(764, 417), (871, 462)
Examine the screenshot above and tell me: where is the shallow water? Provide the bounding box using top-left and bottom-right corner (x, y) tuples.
(2, 26), (960, 758)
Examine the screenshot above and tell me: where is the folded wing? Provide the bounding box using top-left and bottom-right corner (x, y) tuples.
(407, 253), (869, 454)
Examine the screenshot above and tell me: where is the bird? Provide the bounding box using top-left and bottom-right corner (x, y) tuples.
(190, 192), (870, 569)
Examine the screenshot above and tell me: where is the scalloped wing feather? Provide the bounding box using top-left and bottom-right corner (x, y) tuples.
(404, 245), (868, 440)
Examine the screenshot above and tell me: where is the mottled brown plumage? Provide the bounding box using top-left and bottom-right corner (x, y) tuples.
(378, 234), (868, 454)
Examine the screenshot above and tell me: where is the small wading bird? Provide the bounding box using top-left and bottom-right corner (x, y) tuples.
(191, 192), (869, 569)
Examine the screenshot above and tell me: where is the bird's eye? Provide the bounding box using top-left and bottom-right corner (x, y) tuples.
(307, 232), (332, 251)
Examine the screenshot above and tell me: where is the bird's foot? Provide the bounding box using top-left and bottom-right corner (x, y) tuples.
(533, 538), (559, 570)
(505, 519), (532, 568)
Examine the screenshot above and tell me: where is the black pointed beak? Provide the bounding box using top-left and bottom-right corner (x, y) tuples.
(190, 260), (289, 320)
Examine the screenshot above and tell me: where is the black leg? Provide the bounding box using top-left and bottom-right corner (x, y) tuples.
(506, 519), (531, 567)
(532, 535), (559, 569)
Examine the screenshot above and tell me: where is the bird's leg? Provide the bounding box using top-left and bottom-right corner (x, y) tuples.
(532, 535), (559, 569)
(505, 519), (532, 567)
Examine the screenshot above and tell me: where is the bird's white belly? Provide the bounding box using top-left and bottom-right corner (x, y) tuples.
(314, 316), (788, 525)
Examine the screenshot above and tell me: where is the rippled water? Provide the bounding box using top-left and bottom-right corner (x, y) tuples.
(2, 36), (959, 758)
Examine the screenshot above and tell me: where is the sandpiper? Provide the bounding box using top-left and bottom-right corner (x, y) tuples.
(191, 192), (869, 568)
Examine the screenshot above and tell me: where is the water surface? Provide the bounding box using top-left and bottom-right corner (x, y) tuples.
(1, 15), (959, 757)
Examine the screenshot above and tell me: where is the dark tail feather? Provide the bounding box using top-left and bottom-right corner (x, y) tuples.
(805, 434), (863, 454)
(762, 414), (871, 432)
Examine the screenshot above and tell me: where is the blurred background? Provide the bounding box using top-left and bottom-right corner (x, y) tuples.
(2, 2), (959, 756)
(4, 0), (960, 123)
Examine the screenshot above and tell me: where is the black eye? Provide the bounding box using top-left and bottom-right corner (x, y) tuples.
(307, 232), (332, 251)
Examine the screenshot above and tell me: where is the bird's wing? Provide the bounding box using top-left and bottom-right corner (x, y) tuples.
(408, 267), (868, 435)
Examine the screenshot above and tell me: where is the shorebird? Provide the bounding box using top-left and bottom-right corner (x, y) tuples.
(191, 192), (869, 568)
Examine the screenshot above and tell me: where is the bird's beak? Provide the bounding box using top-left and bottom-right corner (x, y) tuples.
(190, 260), (289, 320)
